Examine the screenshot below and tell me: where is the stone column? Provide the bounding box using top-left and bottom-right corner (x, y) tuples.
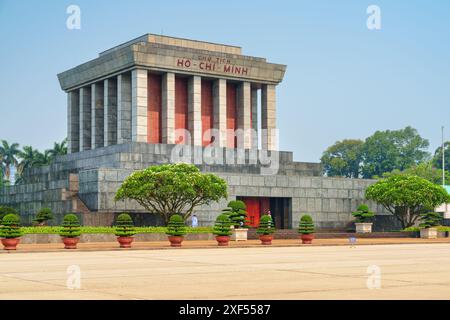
(237, 82), (252, 149)
(67, 90), (80, 153)
(213, 79), (227, 147)
(162, 72), (175, 144)
(251, 87), (259, 150)
(117, 73), (132, 144)
(79, 86), (92, 151)
(261, 84), (277, 151)
(131, 69), (148, 143)
(91, 82), (104, 149)
(104, 78), (117, 146)
(188, 76), (202, 146)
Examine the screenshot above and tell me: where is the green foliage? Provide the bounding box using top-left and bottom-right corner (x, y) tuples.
(382, 162), (450, 185)
(298, 214), (315, 234)
(0, 213), (22, 238)
(213, 214), (232, 236)
(419, 212), (442, 229)
(257, 215), (274, 235)
(366, 175), (450, 228)
(114, 213), (136, 237)
(222, 200), (248, 228)
(115, 163), (228, 225)
(20, 226), (214, 235)
(166, 214), (187, 236)
(361, 126), (430, 179)
(321, 139), (364, 178)
(433, 141), (450, 172)
(352, 204), (375, 223)
(0, 140), (20, 182)
(59, 214), (81, 238)
(0, 206), (19, 222)
(33, 207), (53, 225)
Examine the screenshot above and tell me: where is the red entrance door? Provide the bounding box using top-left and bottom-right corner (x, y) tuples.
(244, 198), (260, 227)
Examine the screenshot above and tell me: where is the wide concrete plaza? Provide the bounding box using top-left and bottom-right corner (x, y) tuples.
(2, 243), (450, 299)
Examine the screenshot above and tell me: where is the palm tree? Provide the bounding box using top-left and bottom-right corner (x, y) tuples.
(34, 150), (52, 166)
(16, 146), (39, 182)
(0, 140), (20, 182)
(47, 139), (67, 159)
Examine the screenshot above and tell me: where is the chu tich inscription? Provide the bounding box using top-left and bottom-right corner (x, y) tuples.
(176, 55), (249, 76)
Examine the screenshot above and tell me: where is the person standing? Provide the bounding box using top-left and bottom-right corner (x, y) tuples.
(191, 214), (198, 228)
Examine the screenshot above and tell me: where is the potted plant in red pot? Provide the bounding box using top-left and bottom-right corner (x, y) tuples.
(257, 215), (274, 245)
(298, 214), (315, 244)
(213, 214), (232, 246)
(166, 214), (187, 247)
(222, 200), (248, 241)
(115, 213), (136, 248)
(60, 214), (81, 249)
(0, 213), (23, 250)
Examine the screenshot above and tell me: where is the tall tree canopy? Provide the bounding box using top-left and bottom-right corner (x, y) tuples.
(0, 140), (20, 181)
(432, 141), (450, 172)
(320, 139), (363, 178)
(115, 163), (228, 225)
(382, 161), (450, 185)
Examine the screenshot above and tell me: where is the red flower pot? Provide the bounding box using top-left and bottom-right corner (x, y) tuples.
(168, 236), (184, 247)
(300, 233), (314, 244)
(259, 234), (273, 245)
(117, 236), (134, 248)
(1, 238), (20, 250)
(216, 235), (230, 246)
(62, 237), (79, 249)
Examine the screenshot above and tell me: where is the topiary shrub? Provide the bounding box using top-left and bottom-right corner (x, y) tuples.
(0, 214), (22, 238)
(0, 206), (19, 223)
(114, 213), (136, 237)
(352, 204), (375, 223)
(33, 207), (54, 226)
(419, 211), (442, 229)
(298, 215), (315, 234)
(166, 214), (187, 236)
(222, 200), (248, 228)
(213, 214), (232, 236)
(257, 215), (274, 235)
(60, 214), (81, 238)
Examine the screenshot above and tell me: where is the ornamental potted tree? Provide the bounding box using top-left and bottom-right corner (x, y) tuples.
(298, 214), (315, 244)
(114, 213), (136, 248)
(419, 211), (442, 239)
(60, 214), (81, 249)
(166, 214), (187, 247)
(257, 215), (274, 245)
(222, 200), (248, 241)
(0, 213), (23, 250)
(33, 207), (53, 226)
(352, 204), (375, 233)
(213, 214), (232, 246)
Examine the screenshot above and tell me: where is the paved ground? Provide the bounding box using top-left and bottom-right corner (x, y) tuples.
(2, 243), (450, 299)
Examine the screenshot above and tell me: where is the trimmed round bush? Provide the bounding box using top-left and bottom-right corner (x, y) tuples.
(257, 215), (274, 235)
(60, 214), (81, 238)
(352, 204), (374, 223)
(166, 214), (187, 236)
(114, 213), (136, 237)
(34, 207), (54, 225)
(419, 211), (442, 229)
(0, 213), (22, 238)
(222, 200), (248, 228)
(213, 214), (232, 236)
(298, 214), (315, 234)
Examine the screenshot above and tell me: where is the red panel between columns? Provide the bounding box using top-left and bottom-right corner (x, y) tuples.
(175, 76), (189, 144)
(201, 79), (214, 146)
(147, 73), (162, 144)
(226, 83), (237, 148)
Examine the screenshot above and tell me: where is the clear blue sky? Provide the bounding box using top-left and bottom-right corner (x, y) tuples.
(0, 0), (449, 162)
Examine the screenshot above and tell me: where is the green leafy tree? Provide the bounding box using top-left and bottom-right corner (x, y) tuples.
(166, 214), (187, 236)
(222, 200), (248, 228)
(432, 141), (450, 172)
(0, 214), (22, 238)
(352, 204), (375, 223)
(361, 127), (430, 178)
(33, 207), (53, 226)
(0, 206), (18, 222)
(114, 213), (136, 237)
(47, 139), (68, 158)
(365, 175), (450, 229)
(320, 139), (363, 178)
(382, 162), (450, 185)
(115, 163), (228, 225)
(257, 215), (274, 235)
(298, 215), (315, 234)
(212, 214), (232, 236)
(59, 214), (81, 238)
(0, 140), (20, 182)
(419, 212), (442, 229)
